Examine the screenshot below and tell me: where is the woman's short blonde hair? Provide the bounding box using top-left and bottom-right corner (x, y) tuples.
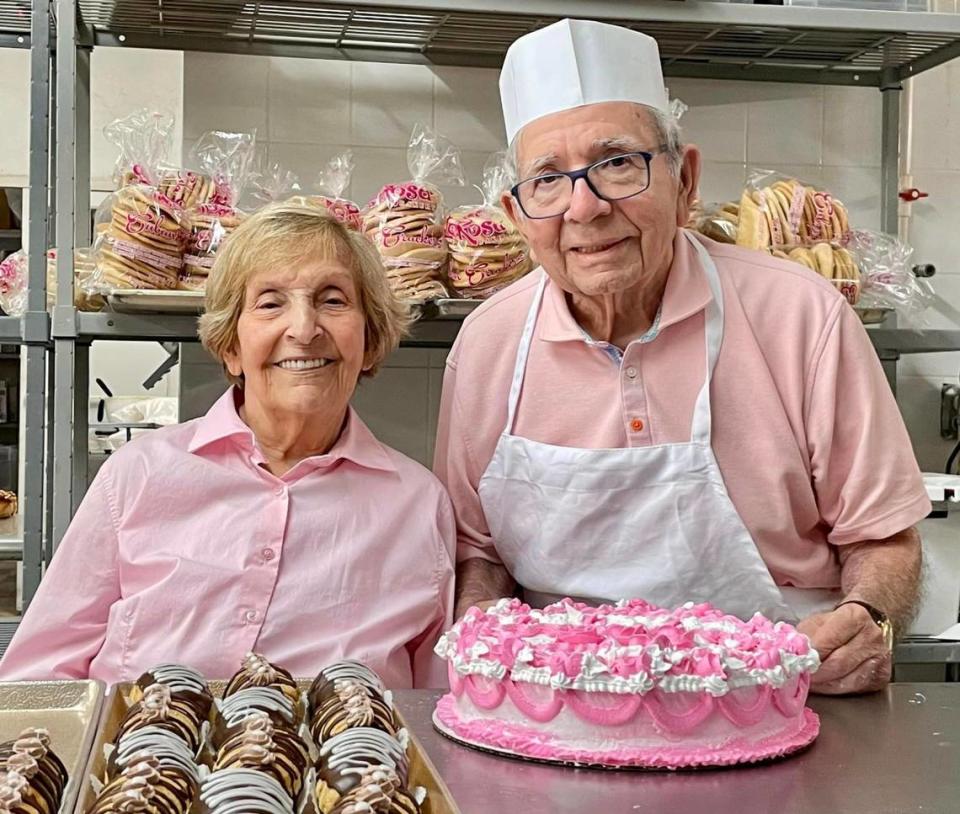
(199, 201), (412, 386)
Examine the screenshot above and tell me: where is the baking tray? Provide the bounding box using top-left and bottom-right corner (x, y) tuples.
(106, 289), (205, 314)
(78, 680), (460, 814)
(0, 680), (105, 814)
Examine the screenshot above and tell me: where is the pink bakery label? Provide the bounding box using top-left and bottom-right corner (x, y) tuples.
(374, 183), (436, 211)
(445, 216), (510, 247)
(808, 191), (835, 241)
(108, 236), (184, 272)
(451, 252), (527, 287)
(378, 225), (443, 250)
(124, 210), (183, 243)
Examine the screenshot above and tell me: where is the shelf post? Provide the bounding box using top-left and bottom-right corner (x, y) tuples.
(21, 0), (54, 607)
(880, 66), (902, 238)
(52, 0), (78, 552)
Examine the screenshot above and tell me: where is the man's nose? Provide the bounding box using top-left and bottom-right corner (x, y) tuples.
(564, 177), (611, 224)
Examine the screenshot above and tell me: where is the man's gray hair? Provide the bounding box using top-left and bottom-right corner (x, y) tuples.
(508, 103), (684, 184)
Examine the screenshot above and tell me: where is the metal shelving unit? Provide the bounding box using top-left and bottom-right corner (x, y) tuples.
(43, 2), (960, 638)
(0, 0), (53, 610)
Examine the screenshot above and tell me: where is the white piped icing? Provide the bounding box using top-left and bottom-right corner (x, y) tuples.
(147, 664), (209, 696)
(219, 687), (295, 726)
(200, 767), (293, 814)
(435, 597), (820, 697)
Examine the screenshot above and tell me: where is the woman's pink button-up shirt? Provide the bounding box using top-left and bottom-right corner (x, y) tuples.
(0, 389), (456, 688)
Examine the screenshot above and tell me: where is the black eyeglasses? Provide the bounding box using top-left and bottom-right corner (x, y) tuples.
(511, 149), (666, 219)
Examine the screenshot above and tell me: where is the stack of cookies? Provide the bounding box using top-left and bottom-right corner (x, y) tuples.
(772, 244), (862, 305)
(309, 661), (423, 814)
(156, 169), (219, 209)
(737, 177), (850, 251)
(444, 206), (533, 299)
(362, 182), (448, 303)
(95, 185), (187, 290)
(180, 205), (246, 292)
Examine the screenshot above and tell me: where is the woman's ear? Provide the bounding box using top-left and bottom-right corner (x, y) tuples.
(223, 345), (243, 379)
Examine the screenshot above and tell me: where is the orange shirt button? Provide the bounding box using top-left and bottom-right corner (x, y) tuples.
(631, 418), (644, 432)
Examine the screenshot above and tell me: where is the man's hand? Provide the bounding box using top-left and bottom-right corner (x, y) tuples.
(797, 603), (891, 695)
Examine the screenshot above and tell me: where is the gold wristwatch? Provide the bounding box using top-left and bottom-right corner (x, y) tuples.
(836, 599), (895, 652)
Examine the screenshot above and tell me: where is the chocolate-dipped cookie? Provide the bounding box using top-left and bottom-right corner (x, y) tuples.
(87, 754), (196, 814)
(115, 683), (206, 753)
(212, 687), (298, 749)
(328, 779), (422, 814)
(135, 664), (210, 698)
(0, 728), (68, 814)
(223, 654), (299, 705)
(107, 726), (201, 784)
(319, 728), (408, 779)
(213, 713), (309, 799)
(308, 662), (386, 711)
(310, 679), (398, 744)
(199, 767), (295, 814)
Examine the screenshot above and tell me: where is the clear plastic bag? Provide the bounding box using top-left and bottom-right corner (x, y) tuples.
(845, 229), (935, 323)
(0, 250), (27, 317)
(771, 244), (861, 305)
(444, 151), (533, 299)
(179, 131), (255, 291)
(361, 123), (465, 303)
(687, 200), (739, 245)
(47, 248), (104, 311)
(288, 150), (363, 231)
(736, 169), (859, 303)
(90, 184), (187, 292)
(243, 152), (302, 210)
(104, 109), (176, 189)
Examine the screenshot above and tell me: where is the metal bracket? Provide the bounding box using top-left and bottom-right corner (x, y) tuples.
(941, 384), (960, 440)
(51, 305), (79, 339)
(19, 311), (50, 345)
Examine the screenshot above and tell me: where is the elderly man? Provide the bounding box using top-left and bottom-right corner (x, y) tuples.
(433, 19), (929, 695)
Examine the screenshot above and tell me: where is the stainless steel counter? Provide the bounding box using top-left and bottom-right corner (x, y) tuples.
(395, 684), (959, 814)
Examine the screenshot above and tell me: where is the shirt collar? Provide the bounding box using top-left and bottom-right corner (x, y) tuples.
(188, 387), (397, 474)
(538, 228), (713, 343)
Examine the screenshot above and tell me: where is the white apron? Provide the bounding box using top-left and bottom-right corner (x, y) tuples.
(477, 232), (839, 622)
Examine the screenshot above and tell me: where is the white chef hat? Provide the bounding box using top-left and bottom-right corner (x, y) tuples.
(499, 19), (669, 144)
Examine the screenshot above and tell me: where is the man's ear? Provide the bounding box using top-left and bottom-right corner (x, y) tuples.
(676, 144), (702, 228)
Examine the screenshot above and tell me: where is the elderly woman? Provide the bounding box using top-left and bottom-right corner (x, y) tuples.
(0, 203), (455, 688)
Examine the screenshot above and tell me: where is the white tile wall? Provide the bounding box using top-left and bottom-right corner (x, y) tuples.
(168, 53), (960, 474)
(0, 49), (29, 187)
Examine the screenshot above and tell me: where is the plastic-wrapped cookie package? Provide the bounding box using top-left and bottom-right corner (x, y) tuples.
(179, 131), (256, 292)
(91, 110), (187, 292)
(362, 123), (465, 304)
(289, 150), (363, 232)
(735, 170), (860, 304)
(444, 151), (533, 300)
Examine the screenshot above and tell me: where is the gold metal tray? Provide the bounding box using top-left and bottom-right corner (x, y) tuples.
(0, 680), (105, 814)
(78, 681), (460, 814)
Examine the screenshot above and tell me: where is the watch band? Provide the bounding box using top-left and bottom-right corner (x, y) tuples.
(835, 599), (895, 651)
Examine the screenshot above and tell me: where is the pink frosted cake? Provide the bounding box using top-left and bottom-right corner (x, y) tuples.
(433, 598), (821, 769)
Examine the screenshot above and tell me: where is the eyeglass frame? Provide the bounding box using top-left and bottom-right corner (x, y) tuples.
(509, 147), (669, 220)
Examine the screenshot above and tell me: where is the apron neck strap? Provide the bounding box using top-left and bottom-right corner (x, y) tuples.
(687, 231), (725, 446)
(504, 269), (548, 433)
